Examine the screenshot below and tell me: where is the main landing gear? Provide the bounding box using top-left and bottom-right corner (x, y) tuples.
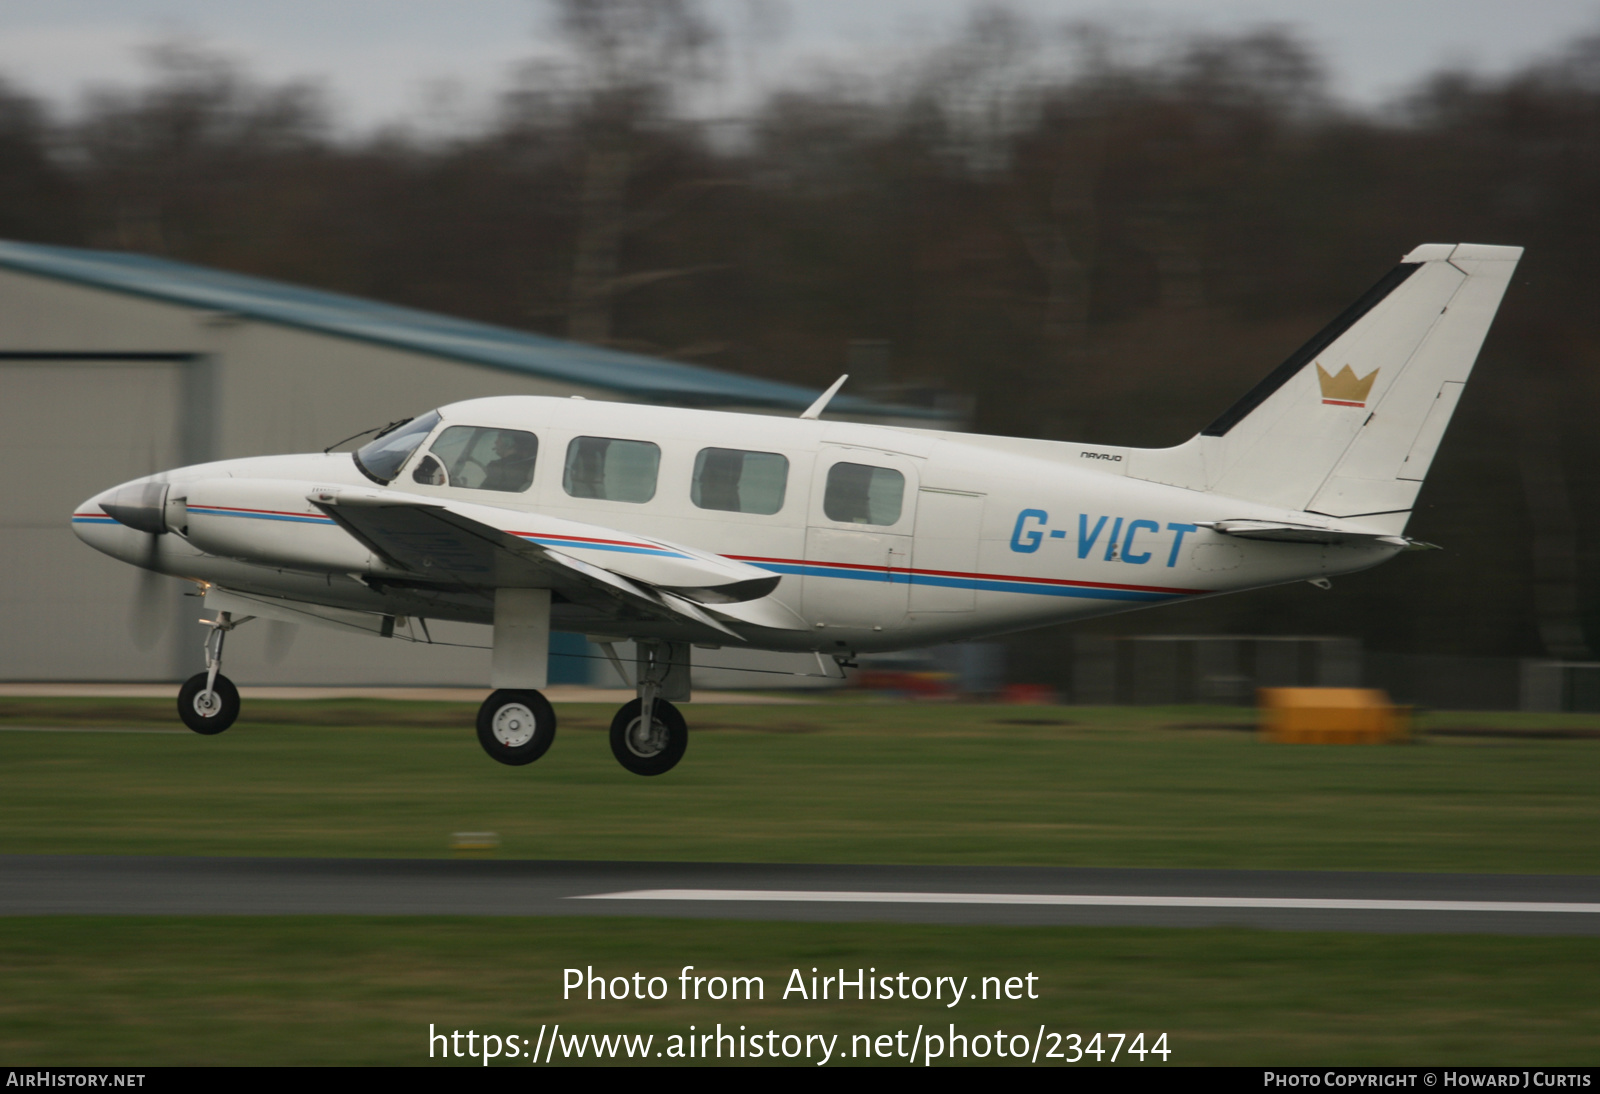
(476, 689), (557, 765)
(610, 697), (687, 777)
(474, 639), (691, 776)
(178, 611), (243, 734)
(606, 640), (689, 777)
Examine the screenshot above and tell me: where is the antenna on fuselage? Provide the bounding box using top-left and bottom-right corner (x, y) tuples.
(799, 374), (848, 420)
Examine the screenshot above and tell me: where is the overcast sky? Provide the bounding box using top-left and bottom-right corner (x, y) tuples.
(2, 0), (1598, 132)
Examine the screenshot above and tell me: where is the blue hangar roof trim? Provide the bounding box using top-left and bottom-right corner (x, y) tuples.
(0, 239), (937, 418)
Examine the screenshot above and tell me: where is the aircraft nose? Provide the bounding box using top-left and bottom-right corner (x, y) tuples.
(72, 488), (115, 545)
(73, 484), (124, 552)
(72, 478), (173, 555)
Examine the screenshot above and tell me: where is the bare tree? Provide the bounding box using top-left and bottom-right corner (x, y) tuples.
(73, 39), (328, 261)
(0, 78), (77, 242)
(544, 0), (728, 346)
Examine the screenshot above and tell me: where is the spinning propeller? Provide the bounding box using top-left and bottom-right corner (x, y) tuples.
(101, 454), (174, 649)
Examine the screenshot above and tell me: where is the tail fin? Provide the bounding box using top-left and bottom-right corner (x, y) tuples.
(1129, 243), (1521, 532)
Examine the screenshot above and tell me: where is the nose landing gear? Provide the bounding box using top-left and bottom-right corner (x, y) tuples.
(178, 611), (244, 734)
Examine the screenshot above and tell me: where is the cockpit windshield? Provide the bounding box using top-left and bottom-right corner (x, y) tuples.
(353, 410), (441, 484)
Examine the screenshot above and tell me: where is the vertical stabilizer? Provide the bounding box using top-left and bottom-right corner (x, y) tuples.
(1127, 243), (1520, 532)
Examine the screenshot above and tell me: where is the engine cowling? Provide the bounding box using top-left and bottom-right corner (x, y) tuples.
(184, 478), (381, 573)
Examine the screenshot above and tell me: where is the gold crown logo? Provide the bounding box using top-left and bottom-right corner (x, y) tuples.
(1316, 363), (1379, 405)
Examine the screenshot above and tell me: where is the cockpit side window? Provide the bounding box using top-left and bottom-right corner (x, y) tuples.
(353, 411), (441, 484)
(413, 425), (539, 493)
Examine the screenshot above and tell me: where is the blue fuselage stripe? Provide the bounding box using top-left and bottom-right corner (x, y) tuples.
(189, 507), (336, 525)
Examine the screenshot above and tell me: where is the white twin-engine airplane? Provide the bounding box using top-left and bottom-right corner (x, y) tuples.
(73, 243), (1520, 775)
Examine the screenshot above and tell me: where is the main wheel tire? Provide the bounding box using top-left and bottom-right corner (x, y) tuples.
(609, 698), (688, 776)
(476, 689), (557, 766)
(178, 672), (240, 735)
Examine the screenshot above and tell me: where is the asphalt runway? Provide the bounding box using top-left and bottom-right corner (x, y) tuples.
(4, 855), (1600, 934)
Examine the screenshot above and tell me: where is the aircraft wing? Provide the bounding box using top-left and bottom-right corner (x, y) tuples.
(309, 488), (794, 638)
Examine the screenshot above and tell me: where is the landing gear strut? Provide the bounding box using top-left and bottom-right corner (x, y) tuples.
(178, 611), (243, 734)
(604, 639), (690, 776)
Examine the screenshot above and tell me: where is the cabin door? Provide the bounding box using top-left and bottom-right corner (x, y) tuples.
(801, 448), (918, 633)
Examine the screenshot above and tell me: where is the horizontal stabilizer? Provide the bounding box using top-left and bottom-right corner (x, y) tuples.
(1201, 519), (1437, 551)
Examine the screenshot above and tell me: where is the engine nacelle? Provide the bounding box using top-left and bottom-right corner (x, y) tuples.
(184, 478), (382, 573)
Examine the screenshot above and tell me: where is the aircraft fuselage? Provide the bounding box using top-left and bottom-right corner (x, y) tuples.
(74, 396), (1399, 655)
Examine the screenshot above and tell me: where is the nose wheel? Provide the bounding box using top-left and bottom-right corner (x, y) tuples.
(609, 698), (688, 776)
(476, 689), (557, 766)
(178, 610), (244, 734)
(178, 671), (239, 734)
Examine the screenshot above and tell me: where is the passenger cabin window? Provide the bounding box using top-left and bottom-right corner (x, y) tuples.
(692, 448), (788, 515)
(563, 437), (660, 503)
(412, 425), (538, 493)
(823, 462), (904, 526)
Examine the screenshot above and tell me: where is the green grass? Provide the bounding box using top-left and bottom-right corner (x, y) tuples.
(5, 698), (1599, 1067)
(3, 917), (1596, 1066)
(0, 699), (1598, 871)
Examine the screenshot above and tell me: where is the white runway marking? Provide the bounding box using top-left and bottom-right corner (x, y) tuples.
(575, 889), (1600, 914)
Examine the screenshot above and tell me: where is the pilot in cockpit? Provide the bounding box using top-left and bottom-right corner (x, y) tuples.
(481, 430), (537, 492)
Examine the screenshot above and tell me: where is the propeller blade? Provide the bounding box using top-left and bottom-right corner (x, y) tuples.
(124, 443), (173, 649)
(128, 540), (168, 649)
(264, 619), (298, 664)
